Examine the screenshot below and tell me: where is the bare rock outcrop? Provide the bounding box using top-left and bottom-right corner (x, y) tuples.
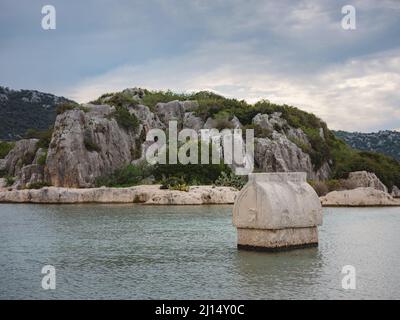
(2, 139), (38, 177)
(131, 104), (164, 131)
(155, 100), (198, 128)
(392, 186), (400, 198)
(254, 132), (330, 180)
(0, 185), (238, 204)
(345, 171), (388, 193)
(252, 114), (330, 180)
(46, 105), (141, 188)
(183, 112), (204, 131)
(320, 187), (400, 207)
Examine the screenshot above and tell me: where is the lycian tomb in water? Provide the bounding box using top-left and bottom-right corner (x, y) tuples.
(232, 172), (322, 251)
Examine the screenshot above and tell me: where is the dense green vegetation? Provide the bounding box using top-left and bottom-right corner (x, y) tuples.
(37, 150), (48, 166)
(0, 86), (72, 140)
(4, 176), (15, 187)
(141, 89), (190, 110)
(83, 136), (100, 153)
(56, 102), (89, 115)
(110, 106), (140, 132)
(334, 130), (400, 161)
(95, 162), (153, 188)
(214, 171), (247, 190)
(330, 138), (400, 190)
(160, 176), (190, 192)
(0, 141), (15, 159)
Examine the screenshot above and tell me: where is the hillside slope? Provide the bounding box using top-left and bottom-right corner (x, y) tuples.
(334, 130), (400, 161)
(0, 86), (73, 140)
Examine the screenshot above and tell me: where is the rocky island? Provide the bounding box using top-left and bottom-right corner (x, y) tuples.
(1, 87), (399, 206)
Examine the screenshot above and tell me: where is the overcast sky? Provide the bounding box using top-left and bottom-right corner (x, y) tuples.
(1, 0), (399, 132)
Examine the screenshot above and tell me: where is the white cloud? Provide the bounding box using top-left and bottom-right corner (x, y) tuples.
(64, 37), (400, 132)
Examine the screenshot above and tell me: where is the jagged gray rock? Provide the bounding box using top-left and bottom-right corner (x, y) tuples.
(46, 105), (141, 188)
(287, 127), (311, 148)
(391, 186), (400, 198)
(2, 139), (39, 177)
(0, 185), (238, 204)
(321, 187), (400, 207)
(254, 133), (330, 180)
(252, 113), (273, 131)
(346, 171), (388, 193)
(131, 104), (164, 131)
(230, 116), (242, 129)
(18, 164), (45, 188)
(183, 112), (204, 131)
(155, 100), (185, 128)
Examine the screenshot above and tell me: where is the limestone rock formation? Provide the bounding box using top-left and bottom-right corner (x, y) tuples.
(0, 185), (238, 204)
(391, 186), (400, 198)
(46, 105), (142, 188)
(0, 178), (6, 190)
(254, 133), (330, 180)
(1, 139), (39, 177)
(183, 112), (204, 131)
(320, 187), (400, 207)
(155, 100), (198, 128)
(252, 114), (330, 180)
(345, 171), (388, 193)
(131, 104), (164, 131)
(233, 172), (322, 250)
(253, 113), (273, 131)
(1, 88), (365, 190)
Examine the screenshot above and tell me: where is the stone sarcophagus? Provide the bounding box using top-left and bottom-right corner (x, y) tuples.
(233, 172), (322, 251)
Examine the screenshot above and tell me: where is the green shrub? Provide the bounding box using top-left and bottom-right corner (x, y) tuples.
(243, 124), (272, 139)
(0, 141), (15, 159)
(160, 176), (189, 192)
(95, 162), (152, 188)
(21, 151), (36, 166)
(141, 90), (191, 110)
(56, 102), (79, 114)
(106, 92), (139, 108)
(153, 162), (229, 186)
(24, 127), (54, 149)
(84, 137), (101, 153)
(37, 150), (47, 165)
(26, 182), (50, 189)
(111, 106), (139, 132)
(288, 136), (311, 153)
(5, 176), (15, 187)
(90, 93), (114, 105)
(214, 171), (247, 190)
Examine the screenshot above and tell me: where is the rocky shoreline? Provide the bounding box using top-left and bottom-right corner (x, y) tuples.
(1, 184), (399, 207)
(0, 185), (238, 205)
(320, 187), (400, 207)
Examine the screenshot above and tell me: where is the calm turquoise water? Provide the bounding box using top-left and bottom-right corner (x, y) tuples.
(0, 204), (399, 299)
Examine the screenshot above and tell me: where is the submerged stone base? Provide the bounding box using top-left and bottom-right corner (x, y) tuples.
(237, 227), (318, 251)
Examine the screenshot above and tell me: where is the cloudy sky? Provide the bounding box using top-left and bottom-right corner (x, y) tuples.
(1, 0), (399, 132)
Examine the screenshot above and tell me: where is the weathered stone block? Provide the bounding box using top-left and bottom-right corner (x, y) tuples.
(233, 172), (322, 251)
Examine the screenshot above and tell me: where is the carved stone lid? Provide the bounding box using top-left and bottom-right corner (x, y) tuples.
(248, 172), (307, 183)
